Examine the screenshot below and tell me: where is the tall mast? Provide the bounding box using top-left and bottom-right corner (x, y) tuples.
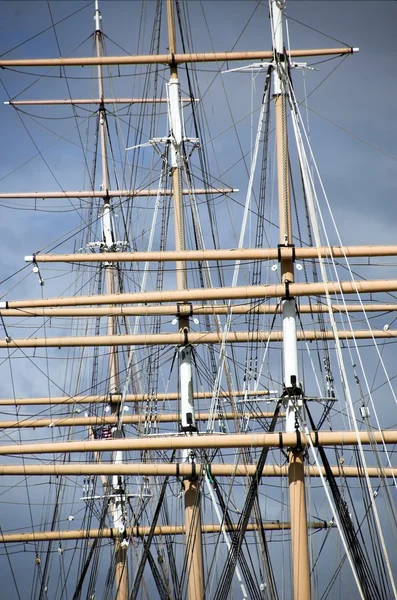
(94, 2), (128, 598)
(271, 1), (311, 598)
(166, 1), (205, 598)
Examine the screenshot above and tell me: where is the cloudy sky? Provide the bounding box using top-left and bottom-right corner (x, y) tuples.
(0, 1), (396, 598)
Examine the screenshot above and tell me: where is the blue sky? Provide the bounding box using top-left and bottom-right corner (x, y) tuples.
(0, 1), (396, 598)
(0, 1), (396, 251)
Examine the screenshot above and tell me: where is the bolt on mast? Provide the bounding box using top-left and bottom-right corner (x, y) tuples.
(94, 2), (128, 598)
(270, 0), (311, 598)
(166, 1), (205, 598)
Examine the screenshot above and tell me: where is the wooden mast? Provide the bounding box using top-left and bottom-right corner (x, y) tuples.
(94, 2), (128, 598)
(271, 1), (311, 598)
(166, 2), (205, 598)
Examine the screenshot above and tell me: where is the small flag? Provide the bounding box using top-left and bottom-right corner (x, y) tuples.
(93, 426), (112, 440)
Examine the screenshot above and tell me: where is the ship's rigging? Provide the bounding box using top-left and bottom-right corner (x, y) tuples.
(0, 1), (396, 599)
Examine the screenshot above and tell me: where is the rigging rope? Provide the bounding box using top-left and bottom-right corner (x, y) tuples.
(288, 82), (397, 597)
(212, 402), (281, 600)
(305, 405), (384, 600)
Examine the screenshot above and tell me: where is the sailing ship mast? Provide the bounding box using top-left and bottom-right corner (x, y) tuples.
(93, 2), (129, 598)
(271, 1), (311, 597)
(166, 1), (204, 598)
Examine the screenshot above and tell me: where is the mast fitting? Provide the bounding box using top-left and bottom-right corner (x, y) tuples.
(277, 243), (295, 263)
(282, 374), (302, 399)
(291, 429), (303, 453)
(283, 279), (291, 299)
(183, 460), (197, 481)
(176, 302), (193, 318)
(32, 256), (44, 286)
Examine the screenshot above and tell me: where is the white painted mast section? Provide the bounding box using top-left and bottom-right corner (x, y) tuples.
(94, 0), (101, 32)
(94, 2), (128, 598)
(167, 77), (183, 167)
(282, 298), (299, 431)
(102, 200), (114, 249)
(179, 344), (195, 431)
(271, 0), (283, 95)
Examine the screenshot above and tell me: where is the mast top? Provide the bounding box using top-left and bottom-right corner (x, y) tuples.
(94, 0), (102, 33)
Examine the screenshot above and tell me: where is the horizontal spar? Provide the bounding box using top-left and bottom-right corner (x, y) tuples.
(2, 303), (396, 318)
(0, 412), (278, 428)
(3, 279), (397, 309)
(0, 390), (269, 406)
(0, 47), (357, 68)
(5, 98), (196, 105)
(1, 328), (397, 349)
(1, 188), (236, 200)
(27, 245), (397, 263)
(0, 430), (395, 454)
(0, 522), (331, 544)
(0, 463), (394, 479)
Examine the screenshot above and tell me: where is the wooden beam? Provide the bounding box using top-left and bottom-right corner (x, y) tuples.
(0, 47), (357, 69)
(0, 328), (396, 349)
(26, 245), (397, 263)
(0, 390), (269, 406)
(0, 188), (235, 199)
(0, 462), (393, 478)
(0, 521), (331, 544)
(0, 411), (277, 428)
(5, 98), (195, 106)
(1, 303), (395, 318)
(0, 430), (395, 455)
(2, 278), (397, 309)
